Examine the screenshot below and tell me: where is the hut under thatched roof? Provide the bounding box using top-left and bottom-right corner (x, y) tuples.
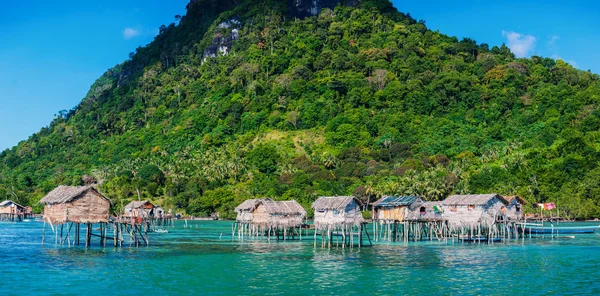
(0, 200), (25, 214)
(372, 196), (425, 222)
(235, 198), (306, 229)
(312, 196), (364, 229)
(123, 200), (155, 218)
(40, 186), (111, 224)
(235, 198), (267, 224)
(441, 193), (507, 225)
(253, 200), (307, 229)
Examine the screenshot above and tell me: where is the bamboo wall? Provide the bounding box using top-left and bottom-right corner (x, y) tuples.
(236, 211), (253, 223)
(375, 207), (407, 221)
(44, 191), (110, 224)
(0, 207), (17, 214)
(252, 204), (270, 225)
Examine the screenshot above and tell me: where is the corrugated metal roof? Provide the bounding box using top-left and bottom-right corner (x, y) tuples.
(442, 194), (504, 206)
(373, 196), (424, 207)
(0, 200), (24, 208)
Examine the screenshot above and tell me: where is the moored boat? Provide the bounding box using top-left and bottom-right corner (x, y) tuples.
(519, 223), (600, 234)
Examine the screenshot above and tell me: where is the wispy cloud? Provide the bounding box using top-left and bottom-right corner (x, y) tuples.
(502, 30), (536, 58)
(548, 35), (559, 48)
(123, 28), (141, 40)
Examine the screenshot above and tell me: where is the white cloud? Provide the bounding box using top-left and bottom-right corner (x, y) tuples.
(502, 30), (536, 58)
(123, 28), (141, 40)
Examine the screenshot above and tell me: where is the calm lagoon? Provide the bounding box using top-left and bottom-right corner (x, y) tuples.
(2, 221), (600, 295)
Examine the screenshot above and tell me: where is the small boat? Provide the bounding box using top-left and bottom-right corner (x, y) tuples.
(519, 224), (600, 234)
(155, 229), (169, 233)
(22, 219), (31, 222)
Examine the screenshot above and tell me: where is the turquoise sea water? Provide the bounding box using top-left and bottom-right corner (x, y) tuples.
(2, 221), (600, 295)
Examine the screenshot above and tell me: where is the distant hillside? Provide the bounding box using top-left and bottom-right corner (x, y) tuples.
(1, 0), (599, 219)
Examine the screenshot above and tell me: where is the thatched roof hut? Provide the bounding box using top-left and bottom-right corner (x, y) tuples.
(40, 186), (111, 224)
(123, 200), (155, 218)
(235, 198), (266, 224)
(0, 200), (25, 214)
(441, 194), (507, 225)
(372, 196), (425, 222)
(254, 200), (306, 228)
(235, 198), (306, 229)
(312, 196), (364, 229)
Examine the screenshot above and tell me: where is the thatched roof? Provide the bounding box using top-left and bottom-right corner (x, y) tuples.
(313, 196), (362, 211)
(235, 198), (305, 215)
(373, 196), (424, 208)
(235, 198), (268, 212)
(0, 200), (24, 208)
(504, 195), (528, 205)
(442, 194), (505, 206)
(236, 198), (306, 227)
(124, 200), (154, 209)
(262, 200), (306, 216)
(40, 186), (108, 205)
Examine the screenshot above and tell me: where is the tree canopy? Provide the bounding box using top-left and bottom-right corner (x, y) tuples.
(1, 0), (599, 219)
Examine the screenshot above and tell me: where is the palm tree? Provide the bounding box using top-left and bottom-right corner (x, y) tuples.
(322, 153), (337, 170)
(360, 181), (376, 210)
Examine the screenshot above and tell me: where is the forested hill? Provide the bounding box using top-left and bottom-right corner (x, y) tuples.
(2, 0), (600, 219)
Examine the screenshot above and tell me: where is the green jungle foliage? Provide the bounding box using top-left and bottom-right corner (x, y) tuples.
(1, 0), (600, 219)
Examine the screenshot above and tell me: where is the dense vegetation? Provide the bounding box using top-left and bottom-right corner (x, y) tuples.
(1, 0), (600, 219)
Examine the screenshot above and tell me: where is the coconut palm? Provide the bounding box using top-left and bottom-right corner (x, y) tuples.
(322, 153), (337, 170)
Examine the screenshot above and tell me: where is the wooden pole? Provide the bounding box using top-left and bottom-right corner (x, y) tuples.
(86, 223), (91, 247)
(42, 222), (46, 245)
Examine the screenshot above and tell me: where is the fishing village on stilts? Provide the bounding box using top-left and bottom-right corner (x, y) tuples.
(11, 184), (591, 249)
(231, 192), (585, 247)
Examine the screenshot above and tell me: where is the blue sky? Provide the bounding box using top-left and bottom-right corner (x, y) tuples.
(0, 0), (598, 151)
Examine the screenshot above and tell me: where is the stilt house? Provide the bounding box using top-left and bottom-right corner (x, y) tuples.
(312, 196), (364, 229)
(235, 198), (267, 224)
(253, 200), (306, 229)
(503, 195), (527, 220)
(40, 186), (111, 224)
(123, 200), (155, 219)
(441, 194), (507, 225)
(0, 200), (25, 215)
(235, 198), (306, 229)
(372, 196), (425, 223)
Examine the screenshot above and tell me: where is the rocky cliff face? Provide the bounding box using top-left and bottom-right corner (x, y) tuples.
(202, 18), (241, 62)
(199, 0), (360, 61)
(288, 0), (359, 18)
